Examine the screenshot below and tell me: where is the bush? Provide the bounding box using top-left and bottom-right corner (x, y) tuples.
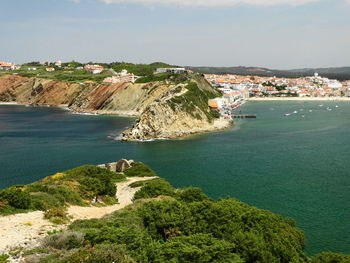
(44, 208), (67, 219)
(124, 162), (157, 177)
(86, 244), (135, 263)
(311, 252), (350, 263)
(31, 192), (64, 211)
(0, 254), (9, 263)
(43, 232), (84, 250)
(44, 208), (69, 224)
(176, 187), (211, 203)
(151, 234), (243, 263)
(0, 187), (31, 209)
(65, 165), (122, 198)
(133, 179), (175, 200)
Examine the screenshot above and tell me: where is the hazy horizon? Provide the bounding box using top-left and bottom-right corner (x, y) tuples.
(1, 0), (350, 69)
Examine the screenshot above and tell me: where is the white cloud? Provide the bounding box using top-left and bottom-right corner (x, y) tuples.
(99, 0), (322, 7)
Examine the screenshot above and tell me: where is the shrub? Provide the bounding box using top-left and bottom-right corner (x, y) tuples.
(151, 234), (243, 263)
(176, 187), (211, 203)
(65, 165), (121, 198)
(31, 192), (64, 211)
(0, 254), (9, 263)
(0, 187), (31, 209)
(133, 179), (175, 200)
(86, 244), (135, 263)
(43, 232), (84, 250)
(311, 252), (350, 263)
(124, 162), (157, 177)
(44, 208), (68, 220)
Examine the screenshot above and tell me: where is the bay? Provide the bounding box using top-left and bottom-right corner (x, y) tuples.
(0, 102), (349, 255)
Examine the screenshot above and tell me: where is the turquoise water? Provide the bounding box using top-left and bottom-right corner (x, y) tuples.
(0, 102), (349, 255)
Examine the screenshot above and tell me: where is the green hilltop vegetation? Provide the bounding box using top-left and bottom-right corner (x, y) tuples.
(167, 82), (221, 121)
(0, 61), (181, 84)
(1, 163), (350, 262)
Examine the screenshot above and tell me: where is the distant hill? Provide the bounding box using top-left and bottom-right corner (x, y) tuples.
(187, 66), (350, 81)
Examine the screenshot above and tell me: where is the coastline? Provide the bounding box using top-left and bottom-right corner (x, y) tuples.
(0, 102), (138, 117)
(248, 97), (350, 101)
(0, 101), (231, 141)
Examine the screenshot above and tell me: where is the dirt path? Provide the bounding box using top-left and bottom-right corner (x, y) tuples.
(0, 176), (157, 254)
(67, 176), (158, 220)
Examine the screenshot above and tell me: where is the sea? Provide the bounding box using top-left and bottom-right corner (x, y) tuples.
(0, 102), (349, 255)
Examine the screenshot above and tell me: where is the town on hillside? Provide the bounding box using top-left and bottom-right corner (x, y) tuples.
(205, 73), (350, 119)
(2, 60), (350, 121)
(0, 60), (190, 86)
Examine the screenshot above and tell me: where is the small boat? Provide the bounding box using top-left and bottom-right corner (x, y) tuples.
(284, 113), (291, 116)
(319, 104), (324, 107)
(301, 115), (305, 118)
(293, 111), (298, 114)
(335, 105), (339, 108)
(309, 110), (313, 112)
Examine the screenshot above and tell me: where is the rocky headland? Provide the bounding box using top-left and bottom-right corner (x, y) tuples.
(0, 74), (232, 141)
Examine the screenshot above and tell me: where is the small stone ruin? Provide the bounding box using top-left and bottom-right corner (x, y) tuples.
(97, 159), (133, 173)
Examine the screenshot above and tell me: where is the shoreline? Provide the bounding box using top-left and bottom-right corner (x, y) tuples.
(248, 97), (350, 101)
(122, 118), (234, 142)
(0, 102), (138, 117)
(0, 101), (231, 141)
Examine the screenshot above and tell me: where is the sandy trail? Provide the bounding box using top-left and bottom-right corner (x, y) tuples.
(67, 176), (158, 220)
(0, 176), (157, 253)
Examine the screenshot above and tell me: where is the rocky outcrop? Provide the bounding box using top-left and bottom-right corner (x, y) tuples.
(122, 99), (232, 141)
(122, 78), (233, 141)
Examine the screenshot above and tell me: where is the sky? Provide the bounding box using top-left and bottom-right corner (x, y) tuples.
(0, 0), (349, 69)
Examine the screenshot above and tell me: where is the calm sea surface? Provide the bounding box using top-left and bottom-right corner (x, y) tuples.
(0, 102), (349, 255)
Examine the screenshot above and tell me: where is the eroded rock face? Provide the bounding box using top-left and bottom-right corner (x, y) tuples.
(0, 75), (173, 115)
(122, 102), (232, 141)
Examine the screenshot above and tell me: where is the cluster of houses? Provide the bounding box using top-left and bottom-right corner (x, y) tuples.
(205, 73), (349, 98)
(103, 69), (137, 84)
(0, 61), (19, 70)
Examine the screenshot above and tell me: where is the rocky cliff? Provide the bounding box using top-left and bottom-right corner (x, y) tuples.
(0, 74), (232, 140)
(122, 79), (232, 140)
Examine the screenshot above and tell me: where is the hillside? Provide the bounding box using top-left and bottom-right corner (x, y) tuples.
(0, 73), (230, 140)
(1, 162), (349, 263)
(188, 66), (350, 81)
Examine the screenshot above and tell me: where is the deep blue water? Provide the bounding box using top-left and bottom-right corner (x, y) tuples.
(0, 102), (349, 255)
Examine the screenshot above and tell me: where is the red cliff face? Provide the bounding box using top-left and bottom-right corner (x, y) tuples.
(0, 75), (82, 106)
(0, 75), (173, 116)
(0, 74), (230, 140)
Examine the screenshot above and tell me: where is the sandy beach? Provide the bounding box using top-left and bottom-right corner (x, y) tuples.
(248, 97), (350, 101)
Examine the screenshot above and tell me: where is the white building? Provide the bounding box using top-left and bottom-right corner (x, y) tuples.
(54, 61), (62, 67)
(0, 61), (16, 70)
(156, 68), (186, 74)
(327, 80), (342, 89)
(103, 69), (136, 83)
